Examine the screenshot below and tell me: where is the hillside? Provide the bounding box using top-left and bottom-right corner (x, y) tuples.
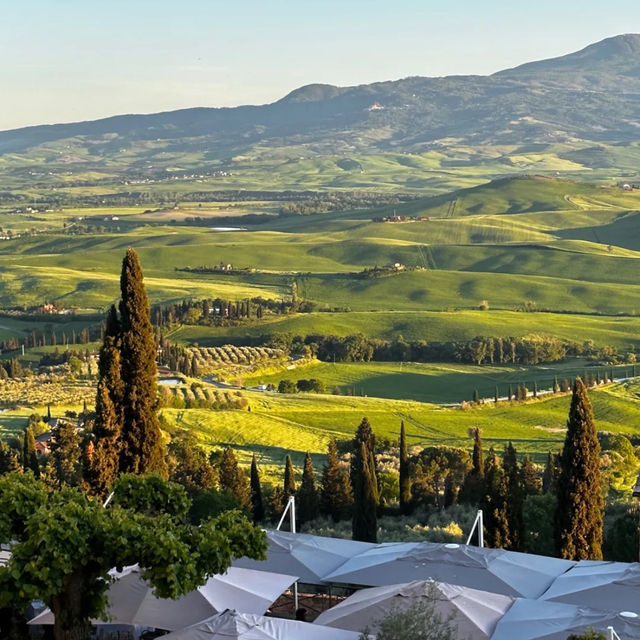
(1, 35), (640, 194)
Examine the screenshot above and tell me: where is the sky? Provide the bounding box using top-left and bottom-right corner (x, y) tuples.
(1, 0), (639, 130)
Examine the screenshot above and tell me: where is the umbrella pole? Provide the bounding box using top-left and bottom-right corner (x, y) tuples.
(276, 497), (299, 613)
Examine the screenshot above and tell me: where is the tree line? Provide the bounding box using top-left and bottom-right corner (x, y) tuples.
(266, 332), (624, 365)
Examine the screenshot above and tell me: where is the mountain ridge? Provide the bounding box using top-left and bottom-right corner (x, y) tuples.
(1, 34), (639, 171)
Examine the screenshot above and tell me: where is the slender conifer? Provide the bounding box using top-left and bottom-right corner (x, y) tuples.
(555, 378), (604, 560)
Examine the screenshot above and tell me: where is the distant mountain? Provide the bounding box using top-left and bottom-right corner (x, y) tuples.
(1, 34), (639, 171)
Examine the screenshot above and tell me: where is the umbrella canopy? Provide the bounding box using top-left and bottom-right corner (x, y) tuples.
(541, 560), (640, 613)
(491, 598), (640, 640)
(160, 609), (363, 640)
(233, 530), (374, 584)
(323, 541), (575, 598)
(29, 566), (297, 631)
(314, 579), (514, 638)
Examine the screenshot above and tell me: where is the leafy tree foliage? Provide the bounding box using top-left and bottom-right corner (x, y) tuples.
(0, 441), (21, 475)
(218, 447), (251, 511)
(555, 378), (604, 560)
(521, 455), (542, 496)
(523, 493), (557, 557)
(602, 503), (639, 562)
(503, 442), (524, 551)
(358, 583), (458, 640)
(0, 473), (266, 640)
(320, 439), (353, 522)
(48, 422), (83, 488)
(410, 447), (471, 510)
(22, 426), (40, 477)
(297, 452), (319, 524)
(482, 448), (510, 549)
(167, 432), (217, 495)
(542, 451), (561, 494)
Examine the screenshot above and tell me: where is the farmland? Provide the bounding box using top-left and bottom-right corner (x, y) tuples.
(2, 174), (640, 478)
(3, 375), (640, 483)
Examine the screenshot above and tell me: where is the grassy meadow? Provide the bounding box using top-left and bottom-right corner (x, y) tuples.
(4, 376), (640, 482)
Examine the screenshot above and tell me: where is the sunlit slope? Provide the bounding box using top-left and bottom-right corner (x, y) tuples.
(170, 311), (640, 349)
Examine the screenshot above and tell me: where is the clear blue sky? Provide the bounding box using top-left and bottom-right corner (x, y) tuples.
(1, 0), (638, 130)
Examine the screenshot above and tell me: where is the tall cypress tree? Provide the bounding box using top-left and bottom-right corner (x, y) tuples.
(297, 452), (319, 524)
(502, 442), (524, 551)
(23, 426), (40, 478)
(352, 441), (378, 542)
(399, 421), (411, 514)
(283, 455), (296, 502)
(460, 427), (483, 504)
(542, 451), (561, 494)
(555, 378), (604, 560)
(482, 447), (510, 549)
(320, 439), (353, 522)
(88, 305), (124, 497)
(118, 249), (167, 477)
(250, 454), (264, 524)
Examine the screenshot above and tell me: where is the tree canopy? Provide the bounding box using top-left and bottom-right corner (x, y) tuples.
(0, 473), (266, 640)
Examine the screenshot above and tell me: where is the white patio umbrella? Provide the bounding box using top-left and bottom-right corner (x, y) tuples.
(541, 560), (640, 613)
(233, 530), (374, 584)
(314, 579), (513, 639)
(29, 566), (297, 631)
(160, 609), (363, 640)
(323, 541), (575, 598)
(491, 598), (640, 640)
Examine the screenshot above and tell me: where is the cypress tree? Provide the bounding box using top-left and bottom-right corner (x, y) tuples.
(88, 305), (124, 497)
(508, 385), (513, 401)
(118, 249), (167, 477)
(542, 451), (560, 494)
(553, 376), (560, 393)
(283, 454), (296, 502)
(482, 447), (510, 549)
(494, 386), (499, 403)
(23, 426), (40, 478)
(555, 378), (604, 560)
(473, 389), (480, 404)
(399, 421), (411, 514)
(320, 439), (353, 521)
(521, 454), (542, 496)
(297, 452), (319, 524)
(352, 441), (378, 542)
(250, 454), (264, 524)
(460, 427), (483, 505)
(218, 447), (251, 511)
(503, 442), (524, 551)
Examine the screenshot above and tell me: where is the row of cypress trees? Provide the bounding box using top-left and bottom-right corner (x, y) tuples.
(351, 377), (604, 558)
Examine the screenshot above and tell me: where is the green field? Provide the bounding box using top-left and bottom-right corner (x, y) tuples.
(241, 360), (636, 404)
(4, 377), (640, 480)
